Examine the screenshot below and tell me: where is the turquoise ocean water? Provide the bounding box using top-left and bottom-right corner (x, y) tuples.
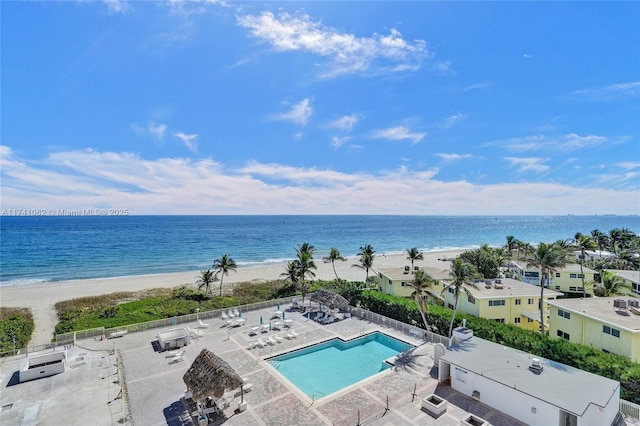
(1, 215), (638, 286)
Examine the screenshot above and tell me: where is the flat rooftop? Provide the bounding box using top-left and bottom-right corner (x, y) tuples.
(441, 337), (620, 416)
(463, 278), (563, 299)
(511, 261), (597, 274)
(608, 269), (640, 284)
(376, 266), (452, 280)
(547, 297), (640, 331)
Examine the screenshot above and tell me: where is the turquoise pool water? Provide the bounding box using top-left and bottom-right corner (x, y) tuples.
(267, 332), (414, 398)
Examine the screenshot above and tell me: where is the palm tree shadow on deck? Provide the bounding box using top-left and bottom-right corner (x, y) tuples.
(392, 348), (427, 373)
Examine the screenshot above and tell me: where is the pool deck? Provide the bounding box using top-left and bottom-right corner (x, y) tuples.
(2, 304), (637, 426)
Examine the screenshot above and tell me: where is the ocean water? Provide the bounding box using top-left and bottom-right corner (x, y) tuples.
(1, 215), (638, 286)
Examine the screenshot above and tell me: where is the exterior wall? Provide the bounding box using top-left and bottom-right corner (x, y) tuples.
(443, 360), (619, 426)
(511, 263), (596, 296)
(376, 273), (414, 297)
(447, 362), (560, 426)
(20, 353), (65, 382)
(548, 306), (640, 362)
(619, 277), (640, 296)
(441, 291), (550, 331)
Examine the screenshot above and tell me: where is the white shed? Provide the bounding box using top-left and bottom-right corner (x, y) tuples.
(438, 337), (620, 426)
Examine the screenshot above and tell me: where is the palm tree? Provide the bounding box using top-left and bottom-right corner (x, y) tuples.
(591, 229), (608, 258)
(525, 242), (569, 334)
(195, 269), (217, 295)
(323, 247), (346, 280)
(213, 254), (237, 297)
(505, 235), (517, 258)
(406, 247), (424, 273)
(442, 258), (478, 337)
(280, 261), (300, 284)
(410, 270), (437, 331)
(599, 271), (633, 297)
(352, 244), (375, 287)
(573, 234), (598, 297)
(294, 243), (317, 306)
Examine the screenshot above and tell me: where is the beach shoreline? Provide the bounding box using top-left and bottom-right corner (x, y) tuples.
(1, 249), (463, 346)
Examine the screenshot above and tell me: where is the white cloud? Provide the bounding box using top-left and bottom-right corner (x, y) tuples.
(372, 126), (425, 144)
(327, 114), (358, 132)
(441, 113), (465, 129)
(237, 12), (427, 78)
(617, 161), (640, 171)
(331, 136), (351, 148)
(491, 133), (610, 152)
(173, 132), (199, 153)
(571, 81), (640, 100)
(148, 122), (167, 140)
(1, 146), (638, 215)
(275, 98), (313, 126)
(434, 153), (472, 162)
(523, 53), (533, 59)
(102, 0), (131, 14)
(433, 61), (454, 75)
(503, 157), (550, 174)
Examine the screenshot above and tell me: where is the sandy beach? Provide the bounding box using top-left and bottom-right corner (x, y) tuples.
(1, 250), (463, 346)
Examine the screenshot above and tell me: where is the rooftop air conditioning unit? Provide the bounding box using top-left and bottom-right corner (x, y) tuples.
(614, 299), (627, 309)
(628, 299), (639, 308)
(529, 358), (543, 374)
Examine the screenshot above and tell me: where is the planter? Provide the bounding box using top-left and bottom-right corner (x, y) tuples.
(460, 414), (489, 426)
(421, 394), (448, 418)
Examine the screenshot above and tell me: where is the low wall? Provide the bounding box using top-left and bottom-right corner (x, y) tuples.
(19, 352), (65, 382)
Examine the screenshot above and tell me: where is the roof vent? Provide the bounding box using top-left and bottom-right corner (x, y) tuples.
(529, 358), (543, 374)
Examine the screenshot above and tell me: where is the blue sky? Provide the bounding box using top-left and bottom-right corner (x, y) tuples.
(2, 1), (639, 215)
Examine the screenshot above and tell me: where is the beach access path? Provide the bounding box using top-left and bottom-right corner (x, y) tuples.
(1, 250), (462, 346)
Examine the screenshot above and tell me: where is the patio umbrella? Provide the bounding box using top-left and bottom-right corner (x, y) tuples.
(282, 311), (286, 320)
(183, 348), (244, 404)
(238, 309), (242, 318)
(260, 316), (263, 324)
(269, 322), (272, 332)
(277, 303), (280, 310)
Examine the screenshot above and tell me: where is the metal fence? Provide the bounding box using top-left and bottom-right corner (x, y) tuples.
(346, 306), (450, 346)
(621, 399), (640, 420)
(0, 340), (74, 358)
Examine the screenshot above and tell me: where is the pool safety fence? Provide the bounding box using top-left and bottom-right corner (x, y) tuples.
(621, 399), (640, 420)
(54, 296), (298, 344)
(346, 307), (450, 347)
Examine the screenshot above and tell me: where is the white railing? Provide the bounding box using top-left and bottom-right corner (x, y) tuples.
(621, 398), (640, 420)
(346, 307), (449, 346)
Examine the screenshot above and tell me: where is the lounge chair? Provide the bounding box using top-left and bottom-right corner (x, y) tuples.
(247, 340), (258, 350)
(285, 332), (294, 339)
(267, 335), (278, 345)
(220, 311), (229, 320)
(198, 319), (210, 329)
(227, 309), (236, 317)
(257, 338), (267, 347)
(275, 333), (284, 342)
(290, 330), (299, 338)
(169, 349), (185, 363)
(187, 326), (203, 338)
(233, 308), (240, 317)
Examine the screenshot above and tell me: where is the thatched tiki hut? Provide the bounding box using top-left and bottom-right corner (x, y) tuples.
(310, 288), (350, 310)
(183, 349), (244, 404)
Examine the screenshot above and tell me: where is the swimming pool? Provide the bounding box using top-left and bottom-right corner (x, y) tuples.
(267, 332), (414, 399)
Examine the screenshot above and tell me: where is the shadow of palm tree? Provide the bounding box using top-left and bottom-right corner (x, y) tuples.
(392, 348), (426, 372)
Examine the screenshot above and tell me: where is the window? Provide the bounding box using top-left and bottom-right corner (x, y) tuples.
(527, 318), (534, 323)
(525, 271), (539, 278)
(557, 309), (570, 319)
(448, 287), (455, 294)
(388, 279), (392, 284)
(557, 330), (570, 340)
(514, 317), (521, 324)
(488, 300), (505, 307)
(569, 273), (583, 279)
(528, 298), (534, 305)
(447, 303), (454, 310)
(555, 272), (561, 277)
(569, 286), (578, 292)
(555, 286), (561, 290)
(603, 325), (621, 338)
(493, 318), (505, 323)
(515, 299), (521, 305)
(467, 295), (475, 304)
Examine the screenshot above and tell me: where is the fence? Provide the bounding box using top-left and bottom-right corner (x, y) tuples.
(54, 296), (297, 344)
(0, 340), (75, 358)
(346, 306), (450, 346)
(621, 399), (640, 420)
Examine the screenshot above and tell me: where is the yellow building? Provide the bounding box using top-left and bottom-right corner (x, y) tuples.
(605, 269), (640, 296)
(509, 261), (597, 296)
(375, 266), (449, 298)
(547, 297), (640, 362)
(439, 278), (563, 331)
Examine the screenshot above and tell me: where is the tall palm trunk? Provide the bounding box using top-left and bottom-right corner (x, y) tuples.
(448, 295), (460, 337)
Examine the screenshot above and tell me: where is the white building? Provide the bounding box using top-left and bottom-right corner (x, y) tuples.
(438, 333), (620, 426)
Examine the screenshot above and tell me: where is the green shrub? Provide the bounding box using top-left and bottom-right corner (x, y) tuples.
(0, 308), (34, 354)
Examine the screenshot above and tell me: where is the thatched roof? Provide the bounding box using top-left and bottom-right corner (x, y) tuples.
(310, 289), (350, 309)
(183, 349), (243, 402)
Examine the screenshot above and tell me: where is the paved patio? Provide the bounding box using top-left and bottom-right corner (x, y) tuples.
(2, 303), (637, 426)
(80, 303), (528, 426)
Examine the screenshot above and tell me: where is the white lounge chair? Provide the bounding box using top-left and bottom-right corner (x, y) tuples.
(290, 330), (300, 338)
(198, 319), (210, 328)
(267, 335), (277, 345)
(187, 326), (203, 338)
(275, 333), (284, 342)
(169, 349), (185, 362)
(220, 311), (229, 320)
(233, 308), (240, 317)
(227, 309), (236, 317)
(257, 338), (267, 347)
(247, 340), (258, 350)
